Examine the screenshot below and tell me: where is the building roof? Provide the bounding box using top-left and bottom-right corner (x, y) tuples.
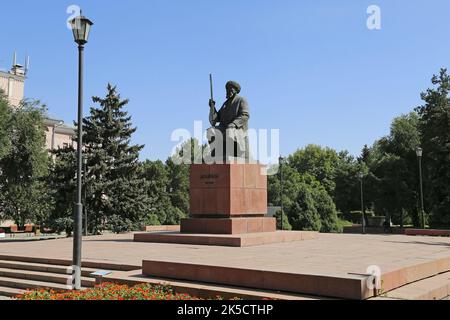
(44, 117), (76, 134)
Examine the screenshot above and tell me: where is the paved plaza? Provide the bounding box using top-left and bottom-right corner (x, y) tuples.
(1, 232), (450, 275)
(1, 232), (450, 299)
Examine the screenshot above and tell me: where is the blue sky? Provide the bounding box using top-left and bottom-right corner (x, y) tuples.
(1, 0), (450, 161)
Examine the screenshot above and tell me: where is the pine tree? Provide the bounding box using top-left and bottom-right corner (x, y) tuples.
(82, 84), (151, 233)
(358, 145), (371, 164)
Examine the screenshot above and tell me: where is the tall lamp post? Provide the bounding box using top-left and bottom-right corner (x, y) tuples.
(279, 157), (285, 231)
(359, 172), (366, 235)
(70, 12), (93, 290)
(83, 156), (88, 237)
(416, 147), (425, 229)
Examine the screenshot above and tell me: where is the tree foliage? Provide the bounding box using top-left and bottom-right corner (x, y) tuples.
(416, 69), (450, 227)
(4, 68), (450, 233)
(289, 145), (340, 196)
(0, 100), (52, 227)
(82, 84), (152, 233)
(0, 91), (13, 160)
(46, 146), (76, 234)
(364, 113), (422, 226)
(269, 159), (341, 233)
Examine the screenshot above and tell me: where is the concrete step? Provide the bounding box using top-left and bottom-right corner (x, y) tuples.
(0, 254), (139, 271)
(0, 255), (71, 266)
(371, 271), (450, 300)
(0, 286), (25, 298)
(0, 276), (72, 291)
(0, 260), (98, 277)
(0, 269), (95, 288)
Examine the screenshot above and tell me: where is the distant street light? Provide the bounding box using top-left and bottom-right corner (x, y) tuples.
(51, 120), (64, 151)
(69, 11), (93, 290)
(416, 147), (425, 229)
(359, 172), (366, 235)
(279, 156), (285, 231)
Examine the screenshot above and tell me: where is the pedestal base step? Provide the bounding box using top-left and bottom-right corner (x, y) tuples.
(181, 217), (276, 235)
(134, 231), (317, 247)
(141, 258), (370, 300)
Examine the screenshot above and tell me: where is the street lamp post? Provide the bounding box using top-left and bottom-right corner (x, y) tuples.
(70, 12), (93, 290)
(83, 156), (88, 237)
(416, 147), (425, 229)
(279, 157), (285, 231)
(359, 172), (366, 235)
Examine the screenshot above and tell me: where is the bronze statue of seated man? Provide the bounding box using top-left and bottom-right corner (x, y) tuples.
(207, 81), (250, 163)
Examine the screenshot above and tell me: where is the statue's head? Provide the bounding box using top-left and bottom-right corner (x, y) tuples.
(226, 81), (241, 99)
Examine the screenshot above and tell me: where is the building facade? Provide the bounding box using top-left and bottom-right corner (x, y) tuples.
(0, 63), (26, 107)
(1, 54), (75, 151)
(44, 118), (76, 151)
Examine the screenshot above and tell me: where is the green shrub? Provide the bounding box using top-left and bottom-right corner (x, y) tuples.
(107, 215), (134, 234)
(275, 210), (292, 231)
(288, 185), (322, 231)
(313, 187), (342, 233)
(143, 214), (161, 226)
(164, 207), (186, 225)
(48, 217), (74, 236)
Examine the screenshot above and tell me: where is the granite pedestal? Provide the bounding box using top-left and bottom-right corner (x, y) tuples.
(134, 163), (315, 247)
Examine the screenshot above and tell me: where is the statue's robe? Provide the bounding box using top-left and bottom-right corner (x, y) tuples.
(208, 94), (250, 162)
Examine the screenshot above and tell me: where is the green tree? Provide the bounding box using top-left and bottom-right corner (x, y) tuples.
(367, 113), (422, 227)
(0, 91), (12, 160)
(81, 84), (151, 233)
(334, 151), (361, 216)
(358, 145), (371, 164)
(0, 92), (12, 221)
(289, 145), (340, 196)
(268, 163), (304, 210)
(46, 146), (76, 235)
(313, 185), (342, 233)
(415, 69), (450, 227)
(163, 138), (203, 224)
(274, 210), (292, 231)
(0, 101), (52, 228)
(142, 160), (171, 225)
(165, 157), (189, 221)
(269, 158), (341, 233)
(287, 182), (322, 231)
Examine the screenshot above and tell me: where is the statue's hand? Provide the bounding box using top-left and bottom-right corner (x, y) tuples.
(209, 99), (216, 108)
(227, 123), (237, 129)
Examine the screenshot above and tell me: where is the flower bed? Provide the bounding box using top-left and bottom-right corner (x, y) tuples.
(17, 283), (229, 300)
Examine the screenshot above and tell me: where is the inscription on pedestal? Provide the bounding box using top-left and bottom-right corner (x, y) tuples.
(200, 174), (219, 186)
